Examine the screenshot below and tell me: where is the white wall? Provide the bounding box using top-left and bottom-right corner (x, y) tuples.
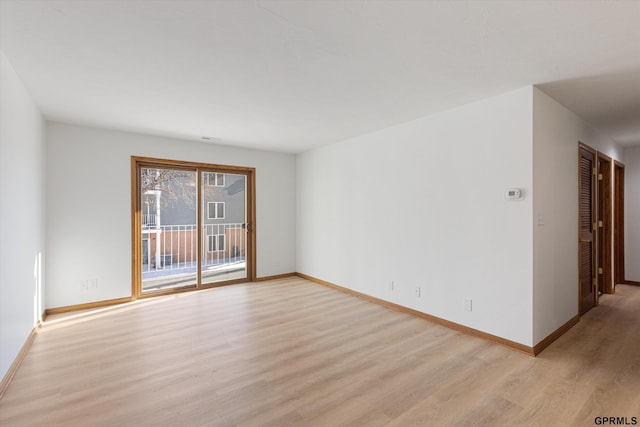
(45, 123), (296, 309)
(297, 87), (534, 346)
(532, 88), (623, 344)
(0, 51), (45, 380)
(625, 146), (640, 281)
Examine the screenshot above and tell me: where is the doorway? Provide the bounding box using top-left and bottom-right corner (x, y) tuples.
(578, 144), (596, 314)
(614, 161), (625, 287)
(132, 157), (256, 298)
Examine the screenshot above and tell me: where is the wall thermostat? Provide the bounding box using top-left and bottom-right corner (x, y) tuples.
(505, 188), (524, 201)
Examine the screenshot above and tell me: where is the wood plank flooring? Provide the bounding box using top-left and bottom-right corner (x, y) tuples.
(1, 277), (639, 426)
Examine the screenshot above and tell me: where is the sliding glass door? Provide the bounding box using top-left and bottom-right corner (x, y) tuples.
(133, 158), (255, 297)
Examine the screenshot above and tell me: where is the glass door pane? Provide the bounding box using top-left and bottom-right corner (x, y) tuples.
(201, 171), (247, 284)
(141, 167), (197, 292)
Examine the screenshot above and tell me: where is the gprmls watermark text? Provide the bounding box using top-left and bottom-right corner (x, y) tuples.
(594, 417), (637, 425)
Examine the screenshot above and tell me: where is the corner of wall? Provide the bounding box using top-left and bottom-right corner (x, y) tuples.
(531, 88), (580, 345)
(623, 146), (640, 281)
(531, 86), (624, 345)
(0, 50), (46, 381)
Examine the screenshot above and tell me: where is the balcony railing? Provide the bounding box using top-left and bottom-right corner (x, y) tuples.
(142, 213), (158, 227)
(142, 223), (246, 275)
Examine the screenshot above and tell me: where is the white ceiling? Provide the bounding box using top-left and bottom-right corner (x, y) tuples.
(1, 0), (639, 153)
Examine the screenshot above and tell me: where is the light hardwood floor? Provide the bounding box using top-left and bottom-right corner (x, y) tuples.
(1, 277), (639, 426)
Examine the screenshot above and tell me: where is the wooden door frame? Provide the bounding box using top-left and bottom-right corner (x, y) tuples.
(131, 156), (256, 300)
(578, 143), (597, 314)
(597, 152), (613, 295)
(614, 160), (625, 287)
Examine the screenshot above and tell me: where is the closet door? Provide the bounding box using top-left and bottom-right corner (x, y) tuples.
(579, 145), (596, 314)
(597, 153), (612, 294)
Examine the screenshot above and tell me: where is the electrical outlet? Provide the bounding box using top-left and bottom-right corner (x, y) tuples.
(390, 280), (395, 291)
(465, 299), (473, 312)
(415, 286), (421, 298)
(81, 280), (89, 290)
(90, 278), (98, 289)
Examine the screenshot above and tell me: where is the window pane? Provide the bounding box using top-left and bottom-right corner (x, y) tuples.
(141, 167), (197, 292)
(201, 172), (246, 284)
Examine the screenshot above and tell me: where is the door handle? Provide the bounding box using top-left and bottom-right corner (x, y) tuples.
(243, 222), (253, 232)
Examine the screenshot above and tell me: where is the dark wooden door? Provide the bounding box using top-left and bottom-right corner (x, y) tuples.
(614, 161), (625, 286)
(597, 153), (612, 294)
(579, 145), (596, 314)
